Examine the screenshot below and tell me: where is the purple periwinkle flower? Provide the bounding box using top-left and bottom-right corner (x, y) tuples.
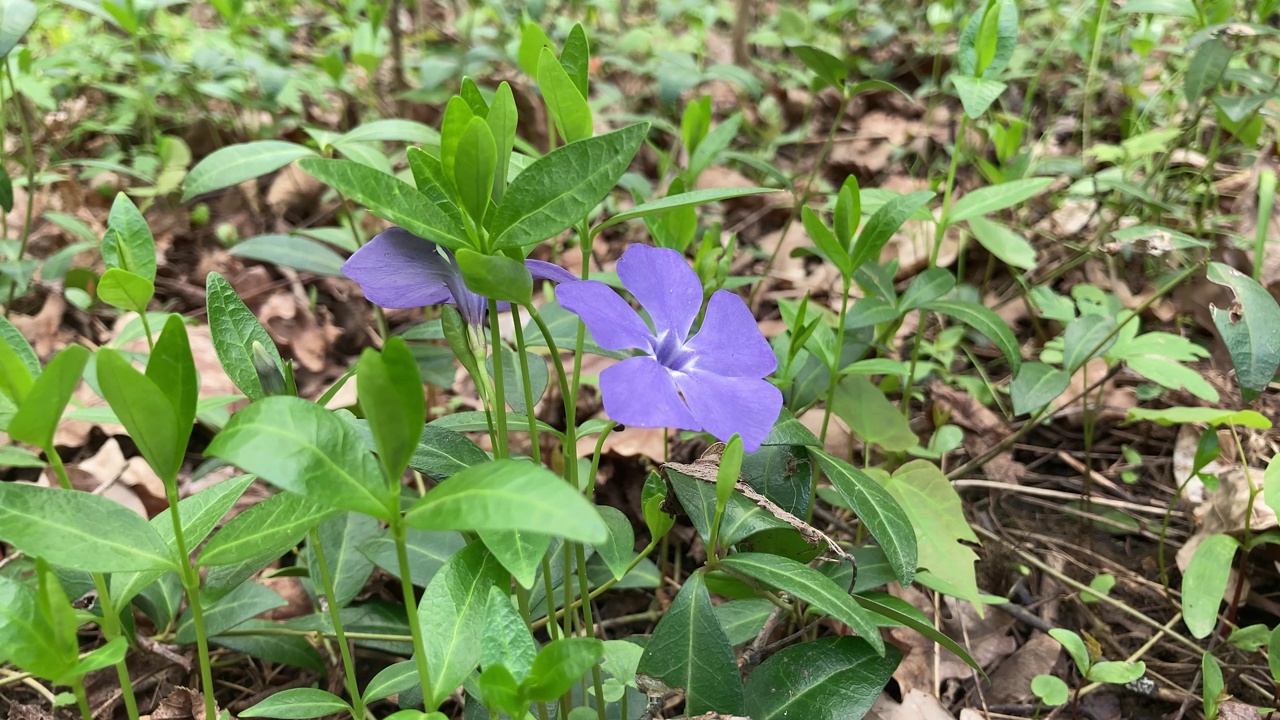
(558, 243), (782, 452)
(342, 227), (578, 326)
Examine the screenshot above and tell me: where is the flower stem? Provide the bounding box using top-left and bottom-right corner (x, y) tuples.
(573, 544), (606, 720)
(509, 305), (541, 464)
(309, 527), (365, 720)
(933, 113), (969, 266)
(488, 299), (509, 459)
(91, 574), (141, 720)
(165, 481), (218, 720)
(390, 516), (434, 707)
(817, 277), (852, 443)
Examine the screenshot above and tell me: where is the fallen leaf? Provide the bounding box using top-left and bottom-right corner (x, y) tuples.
(985, 631), (1061, 704)
(867, 689), (955, 720)
(930, 382), (1024, 484)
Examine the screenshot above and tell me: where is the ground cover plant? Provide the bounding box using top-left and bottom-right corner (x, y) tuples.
(2, 0), (1280, 719)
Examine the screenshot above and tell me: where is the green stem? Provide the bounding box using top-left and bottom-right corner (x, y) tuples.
(818, 277), (852, 442)
(309, 528), (365, 720)
(71, 677), (93, 720)
(585, 422), (617, 499)
(390, 517), (433, 708)
(901, 309), (929, 420)
(539, 554), (562, 641)
(532, 538), (660, 632)
(572, 543), (606, 720)
(488, 299), (509, 459)
(91, 574), (141, 720)
(933, 113), (969, 266)
(165, 481), (217, 720)
(510, 305), (541, 464)
(4, 63), (37, 317)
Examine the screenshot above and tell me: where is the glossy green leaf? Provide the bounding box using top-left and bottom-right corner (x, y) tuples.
(744, 637), (899, 720)
(478, 528), (552, 590)
(358, 337), (425, 483)
(0, 0), (36, 59)
(523, 637), (606, 702)
(720, 553), (884, 654)
(0, 314), (38, 378)
(688, 114), (742, 182)
(1268, 625), (1280, 682)
(307, 512), (381, 608)
(852, 593), (980, 670)
(103, 193), (156, 280)
(1032, 674), (1069, 706)
(228, 235), (346, 276)
(455, 249), (532, 305)
(1183, 533), (1239, 639)
(0, 575), (62, 679)
(1010, 362), (1069, 415)
(966, 216), (1037, 269)
(539, 47), (592, 144)
(298, 158), (470, 250)
(184, 141), (316, 200)
(1126, 406), (1271, 429)
(359, 529), (464, 588)
(0, 483), (173, 572)
(148, 314), (198, 443)
(596, 187), (777, 234)
(802, 205), (852, 277)
(1049, 628), (1091, 674)
(560, 24), (590, 97)
(490, 124), (648, 249)
(814, 450), (917, 586)
(952, 75), (1008, 118)
(7, 345), (89, 450)
(198, 492), (334, 567)
(1061, 313), (1118, 373)
(898, 267), (956, 313)
(241, 688), (350, 718)
(850, 191), (934, 272)
(404, 459), (608, 543)
(336, 119), (441, 146)
(594, 505), (636, 581)
(480, 585), (537, 679)
(97, 268), (155, 314)
(97, 348), (183, 481)
(206, 396), (393, 519)
(714, 598), (774, 645)
(789, 44), (847, 89)
(925, 299), (1022, 374)
(211, 618), (324, 671)
(407, 425), (488, 481)
(834, 177), (860, 249)
(454, 117), (497, 225)
(1088, 660), (1146, 684)
(420, 542), (507, 707)
(1206, 262), (1280, 401)
(207, 272), (285, 400)
(176, 580), (286, 644)
(636, 570), (744, 715)
(947, 177), (1054, 224)
(666, 465), (790, 547)
(365, 661), (418, 703)
(883, 461), (982, 607)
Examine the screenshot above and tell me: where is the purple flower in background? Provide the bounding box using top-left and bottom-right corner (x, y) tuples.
(342, 227), (577, 326)
(558, 243), (782, 451)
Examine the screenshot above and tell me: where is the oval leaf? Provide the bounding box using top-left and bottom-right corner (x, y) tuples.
(744, 637), (900, 720)
(184, 142), (316, 201)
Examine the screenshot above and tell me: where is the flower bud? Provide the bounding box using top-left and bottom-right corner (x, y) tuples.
(252, 341), (286, 397)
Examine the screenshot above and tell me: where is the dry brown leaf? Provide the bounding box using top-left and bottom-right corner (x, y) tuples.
(1219, 700), (1264, 720)
(797, 406), (851, 457)
(265, 162), (324, 221)
(867, 689), (956, 720)
(10, 293), (66, 357)
(984, 631), (1061, 705)
(757, 223), (809, 287)
(145, 687), (221, 720)
(929, 382), (1023, 484)
(886, 586), (1012, 695)
(259, 292), (340, 372)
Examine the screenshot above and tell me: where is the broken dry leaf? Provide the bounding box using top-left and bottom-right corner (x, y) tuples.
(867, 689), (956, 720)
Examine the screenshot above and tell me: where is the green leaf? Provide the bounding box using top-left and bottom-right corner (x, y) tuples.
(834, 177), (860, 249)
(924, 299), (1022, 374)
(1183, 533), (1239, 639)
(1186, 38), (1232, 102)
(789, 44), (847, 89)
(744, 637), (899, 720)
(359, 529), (465, 587)
(97, 348), (183, 481)
(206, 396), (393, 520)
(454, 118), (497, 226)
(484, 345), (549, 415)
(1031, 675), (1069, 706)
(1049, 628), (1091, 674)
(307, 513), (381, 608)
(298, 158), (470, 250)
(594, 505), (636, 581)
(0, 575), (62, 679)
(666, 466), (790, 548)
(0, 445), (44, 467)
(966, 216), (1037, 269)
(478, 665), (523, 716)
(489, 124), (648, 249)
(480, 585), (537, 679)
(882, 461), (982, 607)
(831, 376), (917, 452)
(523, 637), (606, 702)
(596, 187), (777, 234)
(688, 114), (742, 183)
(0, 314), (38, 378)
(538, 47), (593, 144)
(898, 268), (956, 312)
(517, 19), (554, 79)
(722, 553), (885, 654)
(559, 24), (591, 98)
(241, 688), (351, 719)
(365, 661), (418, 702)
(1268, 625), (1280, 683)
(486, 83), (518, 203)
(850, 191), (934, 272)
(407, 425), (488, 481)
(404, 459), (608, 543)
(1061, 314), (1118, 373)
(207, 272), (285, 400)
(0, 0), (36, 59)
(1010, 362), (1069, 415)
(1087, 660), (1146, 684)
(478, 528), (552, 590)
(455, 249), (532, 305)
(947, 177), (1053, 224)
(0, 483), (173, 572)
(183, 141), (315, 201)
(199, 492), (334, 567)
(358, 337), (425, 483)
(103, 193), (156, 281)
(441, 98), (476, 188)
(851, 593), (981, 670)
(211, 618), (324, 671)
(636, 570), (744, 715)
(7, 345), (89, 450)
(1266, 457), (1280, 523)
(802, 206), (852, 278)
(814, 450), (917, 586)
(1126, 406), (1271, 429)
(336, 119), (441, 146)
(148, 314), (198, 443)
(97, 268), (155, 314)
(229, 235), (346, 276)
(1206, 262), (1280, 401)
(420, 542), (507, 708)
(951, 74), (1007, 118)
(176, 581), (286, 644)
(1119, 0), (1197, 14)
